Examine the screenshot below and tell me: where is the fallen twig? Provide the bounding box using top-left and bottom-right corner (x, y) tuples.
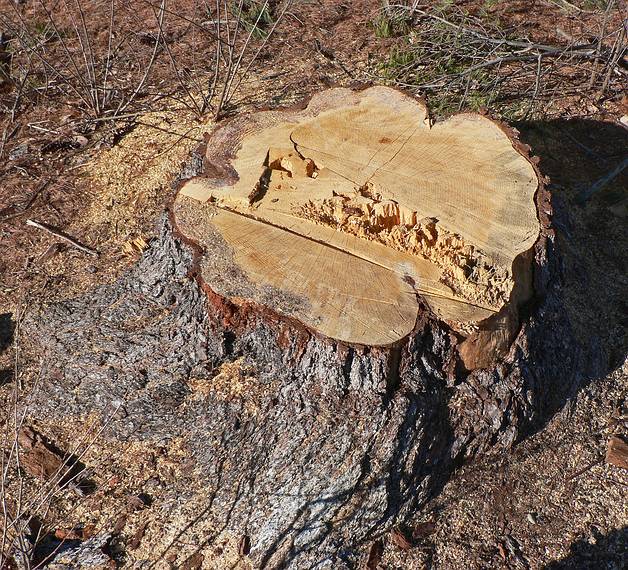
(578, 156), (628, 203)
(24, 219), (98, 257)
(566, 456), (604, 480)
(0, 179), (52, 222)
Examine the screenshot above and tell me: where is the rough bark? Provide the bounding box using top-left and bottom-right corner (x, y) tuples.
(20, 103), (586, 569)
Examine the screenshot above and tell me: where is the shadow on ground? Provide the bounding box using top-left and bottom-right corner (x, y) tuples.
(515, 118), (628, 430)
(544, 525), (627, 569)
(0, 312), (14, 353)
(0, 312), (14, 385)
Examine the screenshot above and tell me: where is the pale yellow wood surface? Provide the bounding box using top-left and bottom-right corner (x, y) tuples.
(175, 87), (539, 347)
(212, 209), (419, 345)
(292, 109), (539, 262)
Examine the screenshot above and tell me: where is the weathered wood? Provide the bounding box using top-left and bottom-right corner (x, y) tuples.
(606, 436), (628, 470)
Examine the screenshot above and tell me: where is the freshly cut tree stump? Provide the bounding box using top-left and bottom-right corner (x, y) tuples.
(174, 87), (542, 369)
(23, 88), (571, 569)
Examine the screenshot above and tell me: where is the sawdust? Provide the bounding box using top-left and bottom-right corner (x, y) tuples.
(188, 358), (262, 416)
(296, 186), (513, 310)
(0, 407), (251, 570)
(86, 109), (207, 253)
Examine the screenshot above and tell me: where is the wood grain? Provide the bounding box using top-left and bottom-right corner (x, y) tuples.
(175, 87), (540, 351)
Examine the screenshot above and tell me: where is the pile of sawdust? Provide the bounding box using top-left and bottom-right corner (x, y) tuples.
(187, 358), (263, 416)
(86, 110), (207, 253)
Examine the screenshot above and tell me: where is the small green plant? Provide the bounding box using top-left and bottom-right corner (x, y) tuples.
(379, 46), (416, 79)
(236, 0), (274, 39)
(479, 0), (502, 25)
(580, 0), (611, 9)
(437, 0), (455, 9)
(372, 13), (410, 38)
(465, 91), (491, 112)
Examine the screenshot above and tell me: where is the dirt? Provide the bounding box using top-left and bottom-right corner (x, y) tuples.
(0, 0), (627, 569)
(382, 364), (628, 570)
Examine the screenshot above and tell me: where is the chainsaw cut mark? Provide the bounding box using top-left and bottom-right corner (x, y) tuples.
(175, 86), (540, 350)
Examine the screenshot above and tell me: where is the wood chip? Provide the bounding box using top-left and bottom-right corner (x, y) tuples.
(365, 539), (384, 569)
(122, 236), (149, 256)
(181, 553), (204, 570)
(238, 534), (251, 556)
(606, 436), (628, 470)
(17, 427), (66, 482)
(128, 521), (148, 550)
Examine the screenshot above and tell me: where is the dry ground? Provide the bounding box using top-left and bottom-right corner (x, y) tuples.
(0, 1), (627, 568)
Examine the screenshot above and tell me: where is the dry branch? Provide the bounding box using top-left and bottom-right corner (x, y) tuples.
(24, 219), (98, 257)
(375, 3), (626, 117)
(578, 156), (628, 203)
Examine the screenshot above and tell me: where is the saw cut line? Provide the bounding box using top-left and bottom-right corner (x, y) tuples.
(175, 86), (540, 360)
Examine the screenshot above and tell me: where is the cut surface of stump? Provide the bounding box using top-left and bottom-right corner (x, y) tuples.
(175, 87), (541, 367)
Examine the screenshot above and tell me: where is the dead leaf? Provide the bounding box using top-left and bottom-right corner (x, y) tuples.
(54, 528), (81, 541)
(365, 539), (384, 569)
(126, 494), (150, 511)
(73, 135), (89, 147)
(238, 534), (251, 556)
(498, 542), (507, 560)
(390, 528), (412, 551)
(412, 521), (436, 540)
(38, 243), (64, 264)
(113, 514), (127, 535)
(128, 521), (148, 550)
(181, 552), (204, 570)
(18, 427), (66, 481)
(606, 436), (628, 470)
(81, 524), (96, 539)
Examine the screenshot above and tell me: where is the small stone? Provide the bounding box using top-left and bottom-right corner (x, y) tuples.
(9, 143), (28, 161)
(527, 512), (537, 524)
(74, 135), (89, 147)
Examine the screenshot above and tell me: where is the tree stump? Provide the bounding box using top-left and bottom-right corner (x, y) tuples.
(24, 87), (580, 569)
(175, 86), (543, 369)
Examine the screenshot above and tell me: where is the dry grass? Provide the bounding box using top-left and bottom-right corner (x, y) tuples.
(372, 1), (626, 119)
